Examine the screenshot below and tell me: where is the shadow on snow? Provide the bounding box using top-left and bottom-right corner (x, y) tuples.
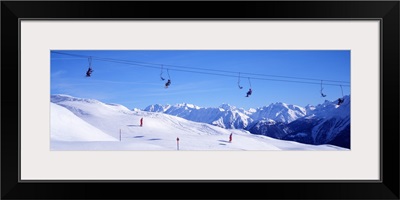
(127, 125), (141, 127)
(148, 138), (162, 141)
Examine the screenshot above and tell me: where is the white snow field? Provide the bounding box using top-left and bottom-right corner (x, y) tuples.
(50, 95), (347, 151)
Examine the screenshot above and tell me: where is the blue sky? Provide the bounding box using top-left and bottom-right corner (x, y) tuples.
(51, 50), (350, 110)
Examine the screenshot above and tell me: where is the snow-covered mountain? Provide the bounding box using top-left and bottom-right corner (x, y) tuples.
(144, 103), (254, 129)
(144, 96), (351, 149)
(50, 94), (346, 151)
(144, 101), (307, 129)
(249, 96), (351, 148)
(251, 102), (307, 123)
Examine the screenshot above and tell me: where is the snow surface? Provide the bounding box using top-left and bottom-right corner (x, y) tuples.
(51, 103), (117, 141)
(51, 94), (347, 151)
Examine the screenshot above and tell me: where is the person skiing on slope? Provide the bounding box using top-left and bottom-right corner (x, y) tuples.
(140, 117), (143, 127)
(229, 133), (233, 143)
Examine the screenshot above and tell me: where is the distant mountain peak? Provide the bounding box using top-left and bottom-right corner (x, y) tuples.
(144, 104), (168, 112)
(275, 102), (287, 106)
(175, 103), (200, 109)
(219, 103), (235, 110)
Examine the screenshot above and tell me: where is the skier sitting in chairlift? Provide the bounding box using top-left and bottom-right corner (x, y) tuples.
(337, 98), (344, 105)
(246, 88), (252, 97)
(165, 79), (171, 88)
(86, 67), (93, 77)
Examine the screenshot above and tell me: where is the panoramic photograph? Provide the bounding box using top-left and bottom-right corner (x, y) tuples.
(50, 50), (350, 151)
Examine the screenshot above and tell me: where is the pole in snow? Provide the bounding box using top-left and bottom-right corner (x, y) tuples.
(120, 129), (122, 141)
(176, 137), (180, 150)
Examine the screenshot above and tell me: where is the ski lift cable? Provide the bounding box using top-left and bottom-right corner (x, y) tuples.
(93, 57), (351, 87)
(321, 80), (323, 91)
(248, 77), (252, 88)
(340, 85), (344, 97)
(160, 65), (165, 80)
(238, 73), (243, 89)
(88, 56), (92, 68)
(51, 51), (350, 87)
(94, 56), (349, 86)
(54, 52), (351, 87)
(64, 53), (352, 87)
(119, 57), (350, 84)
(320, 80), (327, 97)
(51, 51), (350, 84)
(52, 51), (350, 84)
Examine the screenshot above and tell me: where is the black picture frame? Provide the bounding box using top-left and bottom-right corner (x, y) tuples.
(2, 1), (399, 199)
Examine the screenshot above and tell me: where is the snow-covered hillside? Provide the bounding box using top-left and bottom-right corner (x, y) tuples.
(51, 103), (117, 141)
(50, 94), (346, 151)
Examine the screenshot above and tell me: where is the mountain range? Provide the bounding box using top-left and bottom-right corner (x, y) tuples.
(144, 95), (351, 148)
